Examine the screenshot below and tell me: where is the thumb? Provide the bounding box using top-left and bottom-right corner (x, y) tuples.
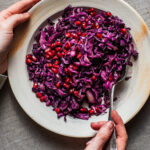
(2, 12), (30, 30)
(85, 121), (114, 150)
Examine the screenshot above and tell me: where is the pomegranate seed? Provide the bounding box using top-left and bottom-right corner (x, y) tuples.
(26, 54), (32, 59)
(50, 43), (55, 49)
(82, 22), (86, 29)
(96, 107), (100, 112)
(91, 23), (95, 28)
(33, 82), (38, 89)
(78, 40), (82, 45)
(45, 54), (50, 59)
(80, 108), (88, 112)
(69, 64), (73, 68)
(26, 58), (32, 64)
(36, 92), (42, 98)
(78, 31), (82, 35)
(52, 68), (58, 74)
(73, 66), (78, 70)
(51, 50), (56, 55)
(45, 48), (51, 53)
(56, 82), (60, 88)
(92, 75), (96, 81)
(65, 42), (71, 49)
(121, 28), (127, 34)
(55, 41), (62, 46)
(69, 71), (72, 76)
(85, 18), (89, 22)
(96, 33), (102, 39)
(48, 52), (54, 57)
(74, 91), (79, 97)
(53, 56), (58, 60)
(63, 49), (67, 53)
(65, 78), (70, 83)
(106, 12), (112, 17)
(64, 83), (70, 89)
(54, 60), (60, 65)
(69, 89), (74, 94)
(53, 64), (59, 69)
(72, 33), (78, 39)
(64, 68), (68, 73)
(46, 63), (52, 68)
(77, 47), (80, 51)
(55, 47), (60, 52)
(40, 96), (46, 102)
(55, 108), (60, 114)
(96, 24), (99, 29)
(65, 32), (71, 38)
(90, 11), (96, 16)
(89, 109), (94, 115)
(32, 56), (37, 62)
(109, 75), (113, 81)
(77, 53), (82, 59)
(57, 52), (63, 57)
(88, 8), (94, 12)
(75, 21), (81, 26)
(82, 33), (87, 37)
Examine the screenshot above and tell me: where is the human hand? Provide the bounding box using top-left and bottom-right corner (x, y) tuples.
(85, 110), (128, 150)
(0, 0), (41, 74)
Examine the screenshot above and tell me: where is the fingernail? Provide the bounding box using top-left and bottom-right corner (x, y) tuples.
(106, 121), (114, 129)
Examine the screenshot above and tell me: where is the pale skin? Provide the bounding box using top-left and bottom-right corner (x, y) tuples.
(0, 1), (128, 149)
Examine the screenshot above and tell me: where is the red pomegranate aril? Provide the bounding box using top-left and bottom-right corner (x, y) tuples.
(121, 28), (127, 34)
(92, 75), (96, 81)
(77, 53), (82, 59)
(96, 24), (99, 29)
(26, 58), (32, 64)
(56, 47), (61, 52)
(65, 32), (71, 38)
(55, 41), (62, 46)
(50, 43), (55, 49)
(54, 60), (60, 65)
(75, 21), (81, 26)
(106, 12), (112, 17)
(78, 31), (82, 35)
(69, 64), (73, 68)
(72, 33), (78, 39)
(82, 22), (86, 29)
(64, 83), (70, 89)
(36, 92), (42, 98)
(96, 33), (102, 39)
(73, 66), (78, 70)
(64, 68), (69, 73)
(45, 48), (51, 53)
(26, 54), (32, 59)
(85, 18), (89, 22)
(46, 63), (52, 68)
(69, 89), (74, 94)
(89, 109), (94, 115)
(56, 82), (60, 88)
(32, 56), (37, 62)
(57, 52), (63, 57)
(53, 56), (58, 60)
(88, 8), (94, 12)
(53, 64), (59, 69)
(33, 82), (38, 89)
(40, 96), (46, 102)
(96, 107), (100, 112)
(65, 42), (71, 49)
(74, 91), (79, 97)
(65, 78), (70, 84)
(48, 52), (54, 57)
(90, 11), (96, 16)
(80, 108), (88, 112)
(91, 23), (95, 28)
(63, 49), (67, 53)
(82, 33), (87, 37)
(55, 108), (60, 114)
(45, 54), (50, 59)
(109, 75), (113, 81)
(52, 68), (58, 74)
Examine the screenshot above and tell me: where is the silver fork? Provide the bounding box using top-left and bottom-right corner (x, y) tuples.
(106, 67), (127, 150)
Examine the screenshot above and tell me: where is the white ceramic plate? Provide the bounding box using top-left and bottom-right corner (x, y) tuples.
(8, 0), (150, 137)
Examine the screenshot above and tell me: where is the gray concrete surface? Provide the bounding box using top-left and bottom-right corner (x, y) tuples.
(0, 0), (150, 150)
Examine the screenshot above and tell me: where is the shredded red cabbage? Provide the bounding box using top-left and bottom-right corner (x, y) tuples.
(26, 6), (138, 120)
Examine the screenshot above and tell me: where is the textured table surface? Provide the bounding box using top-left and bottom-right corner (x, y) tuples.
(0, 0), (150, 150)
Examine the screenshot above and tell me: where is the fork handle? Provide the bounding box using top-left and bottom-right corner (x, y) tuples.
(106, 84), (117, 150)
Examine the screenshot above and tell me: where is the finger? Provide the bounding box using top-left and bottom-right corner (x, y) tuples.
(2, 13), (30, 30)
(85, 121), (114, 150)
(0, 0), (40, 20)
(91, 121), (107, 130)
(111, 110), (128, 150)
